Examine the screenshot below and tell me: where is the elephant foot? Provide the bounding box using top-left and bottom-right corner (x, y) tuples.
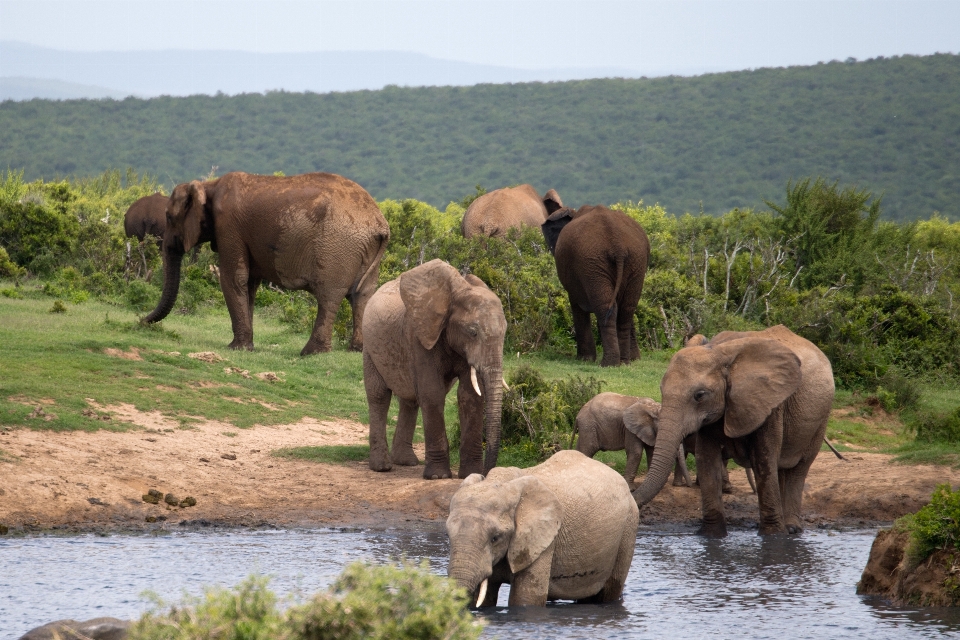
(785, 522), (804, 535)
(348, 340), (363, 352)
(369, 450), (393, 472)
(722, 482), (734, 494)
(697, 521), (728, 538)
(599, 356), (621, 368)
(457, 460), (484, 479)
(229, 339), (255, 351)
(300, 341), (332, 356)
(423, 460), (452, 480)
(391, 448), (420, 466)
(576, 353), (597, 363)
(672, 478), (687, 487)
(758, 523), (788, 536)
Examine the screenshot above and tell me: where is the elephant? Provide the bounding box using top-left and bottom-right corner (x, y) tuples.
(363, 259), (507, 480)
(123, 192), (168, 245)
(18, 617), (129, 640)
(142, 172), (390, 355)
(461, 184), (563, 239)
(633, 324), (835, 537)
(541, 205), (650, 367)
(446, 450), (639, 607)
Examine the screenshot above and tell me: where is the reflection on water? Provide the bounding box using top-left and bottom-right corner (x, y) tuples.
(1, 528), (958, 639)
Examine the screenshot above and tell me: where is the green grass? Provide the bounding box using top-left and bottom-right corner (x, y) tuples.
(273, 445), (370, 464)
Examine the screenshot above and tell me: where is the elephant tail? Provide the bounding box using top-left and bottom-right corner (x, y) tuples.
(353, 231), (390, 294)
(604, 254), (626, 323)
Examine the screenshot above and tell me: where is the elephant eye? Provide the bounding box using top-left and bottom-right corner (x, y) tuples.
(467, 325), (479, 337)
(490, 534), (500, 544)
(694, 390), (708, 402)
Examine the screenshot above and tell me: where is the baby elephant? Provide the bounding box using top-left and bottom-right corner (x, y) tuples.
(575, 392), (690, 489)
(447, 450), (638, 607)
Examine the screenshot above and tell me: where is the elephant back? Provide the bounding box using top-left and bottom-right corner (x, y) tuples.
(461, 184), (548, 238)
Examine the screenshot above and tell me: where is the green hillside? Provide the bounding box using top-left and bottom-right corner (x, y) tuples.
(1, 53), (958, 220)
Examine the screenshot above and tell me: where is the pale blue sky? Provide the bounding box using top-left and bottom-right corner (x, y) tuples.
(1, 0), (958, 74)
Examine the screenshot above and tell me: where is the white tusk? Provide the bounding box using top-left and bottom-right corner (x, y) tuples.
(502, 377), (510, 391)
(476, 578), (488, 607)
(471, 367), (482, 396)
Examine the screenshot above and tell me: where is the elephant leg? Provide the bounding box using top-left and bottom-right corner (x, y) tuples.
(571, 303), (596, 362)
(364, 354), (393, 472)
(629, 322), (642, 362)
(246, 275), (262, 318)
(456, 375), (484, 478)
(753, 410), (787, 535)
(390, 399), (420, 466)
(597, 303), (621, 367)
(588, 523), (636, 603)
(420, 400), (452, 480)
(347, 271), (377, 353)
(302, 290), (343, 356)
(695, 424), (727, 538)
(623, 438), (644, 488)
(508, 541), (555, 607)
(673, 446), (692, 487)
(780, 458), (815, 534)
(721, 463), (734, 494)
(616, 305), (636, 365)
(221, 254), (255, 350)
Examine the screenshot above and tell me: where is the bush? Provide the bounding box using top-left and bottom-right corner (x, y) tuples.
(129, 563), (482, 640)
(909, 407), (960, 444)
(896, 484), (960, 564)
(0, 200), (79, 274)
(501, 364), (603, 461)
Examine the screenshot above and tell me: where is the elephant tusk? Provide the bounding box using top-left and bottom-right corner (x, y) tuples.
(476, 578), (488, 607)
(471, 367), (482, 396)
(502, 377), (510, 391)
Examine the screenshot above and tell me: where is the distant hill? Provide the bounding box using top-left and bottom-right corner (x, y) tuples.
(0, 53), (957, 220)
(0, 76), (130, 101)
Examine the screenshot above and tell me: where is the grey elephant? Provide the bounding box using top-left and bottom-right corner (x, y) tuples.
(541, 205), (650, 366)
(363, 259), (507, 480)
(461, 185), (563, 239)
(575, 392), (689, 488)
(18, 617), (129, 640)
(634, 324), (835, 537)
(447, 450), (638, 607)
(123, 192), (168, 245)
(142, 172), (390, 355)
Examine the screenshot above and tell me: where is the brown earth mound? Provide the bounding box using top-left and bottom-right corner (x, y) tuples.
(857, 528), (960, 606)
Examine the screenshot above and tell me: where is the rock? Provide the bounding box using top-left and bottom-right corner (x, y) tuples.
(141, 493), (159, 504)
(0, 524), (8, 534)
(199, 457), (210, 462)
(164, 493), (179, 506)
(145, 516), (157, 523)
(87, 497), (107, 506)
(180, 496), (197, 508)
(18, 617), (130, 640)
(221, 453), (237, 460)
(857, 528), (960, 606)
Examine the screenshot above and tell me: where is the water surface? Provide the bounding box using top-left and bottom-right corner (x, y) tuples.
(2, 527), (958, 639)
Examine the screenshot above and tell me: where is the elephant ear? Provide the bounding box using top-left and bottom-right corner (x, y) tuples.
(623, 400), (660, 447)
(685, 334), (709, 347)
(463, 274), (489, 289)
(541, 207), (576, 255)
(181, 181), (207, 252)
(460, 473), (485, 488)
(715, 338), (802, 438)
(399, 259), (466, 350)
(486, 466), (523, 483)
(542, 189), (563, 215)
(508, 476), (562, 574)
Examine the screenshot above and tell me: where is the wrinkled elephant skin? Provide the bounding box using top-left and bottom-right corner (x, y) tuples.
(461, 185), (562, 238)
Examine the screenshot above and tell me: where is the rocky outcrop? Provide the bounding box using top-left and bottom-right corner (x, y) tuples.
(858, 528), (960, 606)
(18, 617), (129, 640)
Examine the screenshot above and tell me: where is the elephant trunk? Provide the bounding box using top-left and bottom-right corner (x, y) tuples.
(448, 547), (490, 599)
(633, 417), (686, 506)
(482, 364), (503, 474)
(143, 244), (184, 323)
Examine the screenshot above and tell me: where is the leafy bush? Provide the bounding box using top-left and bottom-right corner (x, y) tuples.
(873, 369), (922, 412)
(0, 200), (79, 274)
(501, 364), (603, 462)
(909, 407), (960, 444)
(129, 563), (482, 640)
(896, 484), (960, 564)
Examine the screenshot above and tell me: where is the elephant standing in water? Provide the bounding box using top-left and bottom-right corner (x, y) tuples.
(633, 325), (834, 537)
(362, 259), (507, 479)
(447, 450), (639, 607)
(461, 184), (563, 238)
(123, 192), (168, 245)
(541, 205), (650, 366)
(142, 172), (390, 355)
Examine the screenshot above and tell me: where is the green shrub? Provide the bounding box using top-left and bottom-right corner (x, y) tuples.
(0, 200), (79, 274)
(126, 279), (162, 312)
(874, 369), (922, 412)
(909, 407), (960, 444)
(0, 246), (25, 281)
(501, 364), (603, 462)
(896, 484), (960, 564)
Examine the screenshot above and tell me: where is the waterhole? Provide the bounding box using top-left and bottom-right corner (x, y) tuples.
(2, 528), (958, 639)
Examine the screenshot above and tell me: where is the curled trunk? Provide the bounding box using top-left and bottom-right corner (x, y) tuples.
(633, 420), (685, 505)
(143, 247), (184, 323)
(482, 365), (504, 474)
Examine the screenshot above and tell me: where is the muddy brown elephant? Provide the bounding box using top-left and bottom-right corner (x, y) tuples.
(541, 206), (650, 366)
(142, 172), (390, 355)
(123, 192), (168, 245)
(461, 185), (563, 238)
(363, 259), (507, 480)
(447, 450), (638, 607)
(633, 325), (835, 537)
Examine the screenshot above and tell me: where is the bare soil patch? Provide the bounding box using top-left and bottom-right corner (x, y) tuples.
(1, 403), (958, 534)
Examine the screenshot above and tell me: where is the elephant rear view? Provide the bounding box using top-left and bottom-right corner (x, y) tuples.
(142, 172), (390, 355)
(461, 185), (563, 238)
(541, 205), (650, 366)
(124, 192), (169, 245)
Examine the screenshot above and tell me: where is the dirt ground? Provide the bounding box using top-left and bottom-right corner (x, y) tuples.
(1, 402), (958, 535)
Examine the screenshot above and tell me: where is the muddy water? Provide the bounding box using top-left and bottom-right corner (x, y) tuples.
(2, 528), (958, 639)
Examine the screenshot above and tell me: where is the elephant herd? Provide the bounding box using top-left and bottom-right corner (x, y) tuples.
(124, 172), (835, 607)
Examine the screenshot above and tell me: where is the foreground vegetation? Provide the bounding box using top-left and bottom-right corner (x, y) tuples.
(1, 170), (960, 467)
(130, 562), (481, 640)
(1, 54), (959, 220)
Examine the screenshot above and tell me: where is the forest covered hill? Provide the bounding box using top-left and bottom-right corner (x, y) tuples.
(0, 53), (957, 220)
